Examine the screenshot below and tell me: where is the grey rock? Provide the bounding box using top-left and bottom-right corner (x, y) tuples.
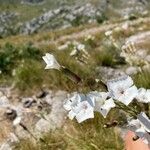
(20, 3), (103, 35)
(34, 90), (67, 135)
(97, 66), (125, 81)
(125, 66), (138, 75)
(0, 143), (12, 150)
(0, 12), (18, 37)
(22, 0), (44, 3)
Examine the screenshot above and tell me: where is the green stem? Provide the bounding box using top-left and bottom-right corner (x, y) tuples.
(60, 66), (82, 84)
(114, 101), (138, 118)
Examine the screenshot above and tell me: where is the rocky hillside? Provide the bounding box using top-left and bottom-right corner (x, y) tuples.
(0, 0), (149, 37)
(0, 0), (150, 149)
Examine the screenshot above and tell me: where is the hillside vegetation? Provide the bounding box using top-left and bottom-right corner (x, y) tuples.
(0, 0), (150, 149)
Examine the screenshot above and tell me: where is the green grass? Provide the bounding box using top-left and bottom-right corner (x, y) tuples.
(0, 43), (42, 74)
(0, 35), (123, 94)
(0, 0), (64, 22)
(133, 70), (150, 89)
(14, 60), (43, 91)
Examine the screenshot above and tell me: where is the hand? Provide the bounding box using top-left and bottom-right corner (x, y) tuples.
(125, 131), (150, 150)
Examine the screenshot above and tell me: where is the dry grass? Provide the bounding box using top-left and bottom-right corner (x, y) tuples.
(13, 112), (124, 150)
(0, 13), (150, 150)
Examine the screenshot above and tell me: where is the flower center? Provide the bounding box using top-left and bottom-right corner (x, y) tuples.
(118, 88), (125, 95)
(82, 103), (88, 110)
(142, 95), (146, 100)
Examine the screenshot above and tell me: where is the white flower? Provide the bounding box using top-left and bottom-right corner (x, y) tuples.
(88, 91), (108, 108)
(63, 93), (82, 111)
(76, 44), (85, 51)
(107, 76), (138, 105)
(128, 112), (150, 144)
(88, 91), (115, 118)
(42, 53), (61, 70)
(75, 43), (88, 55)
(85, 35), (95, 41)
(99, 98), (115, 118)
(75, 101), (94, 123)
(105, 30), (112, 36)
(63, 93), (94, 123)
(136, 88), (150, 103)
(70, 49), (77, 56)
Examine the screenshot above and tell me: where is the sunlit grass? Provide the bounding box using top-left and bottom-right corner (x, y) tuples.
(133, 70), (150, 89)
(0, 38), (122, 94)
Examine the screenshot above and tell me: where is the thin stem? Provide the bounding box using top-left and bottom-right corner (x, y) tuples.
(60, 66), (82, 84)
(114, 101), (138, 118)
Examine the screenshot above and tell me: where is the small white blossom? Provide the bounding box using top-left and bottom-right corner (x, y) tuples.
(88, 91), (115, 118)
(76, 44), (85, 51)
(70, 42), (89, 57)
(42, 53), (61, 70)
(70, 49), (77, 56)
(136, 88), (150, 103)
(128, 112), (150, 144)
(63, 93), (94, 123)
(107, 76), (138, 105)
(105, 30), (112, 36)
(85, 35), (95, 41)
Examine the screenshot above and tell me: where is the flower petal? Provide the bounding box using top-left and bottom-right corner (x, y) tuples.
(118, 86), (138, 105)
(99, 98), (115, 118)
(42, 53), (60, 70)
(137, 112), (150, 133)
(75, 101), (94, 123)
(75, 108), (94, 123)
(68, 110), (76, 120)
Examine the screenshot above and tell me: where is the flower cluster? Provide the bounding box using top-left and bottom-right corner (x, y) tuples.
(63, 92), (115, 123)
(64, 76), (136, 121)
(105, 30), (120, 49)
(63, 75), (150, 144)
(70, 42), (89, 64)
(63, 93), (94, 123)
(43, 53), (150, 145)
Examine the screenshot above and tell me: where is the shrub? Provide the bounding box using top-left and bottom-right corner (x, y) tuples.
(0, 43), (18, 74)
(0, 43), (42, 75)
(14, 60), (43, 91)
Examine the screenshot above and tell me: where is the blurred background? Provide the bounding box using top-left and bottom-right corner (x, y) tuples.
(0, 0), (150, 149)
